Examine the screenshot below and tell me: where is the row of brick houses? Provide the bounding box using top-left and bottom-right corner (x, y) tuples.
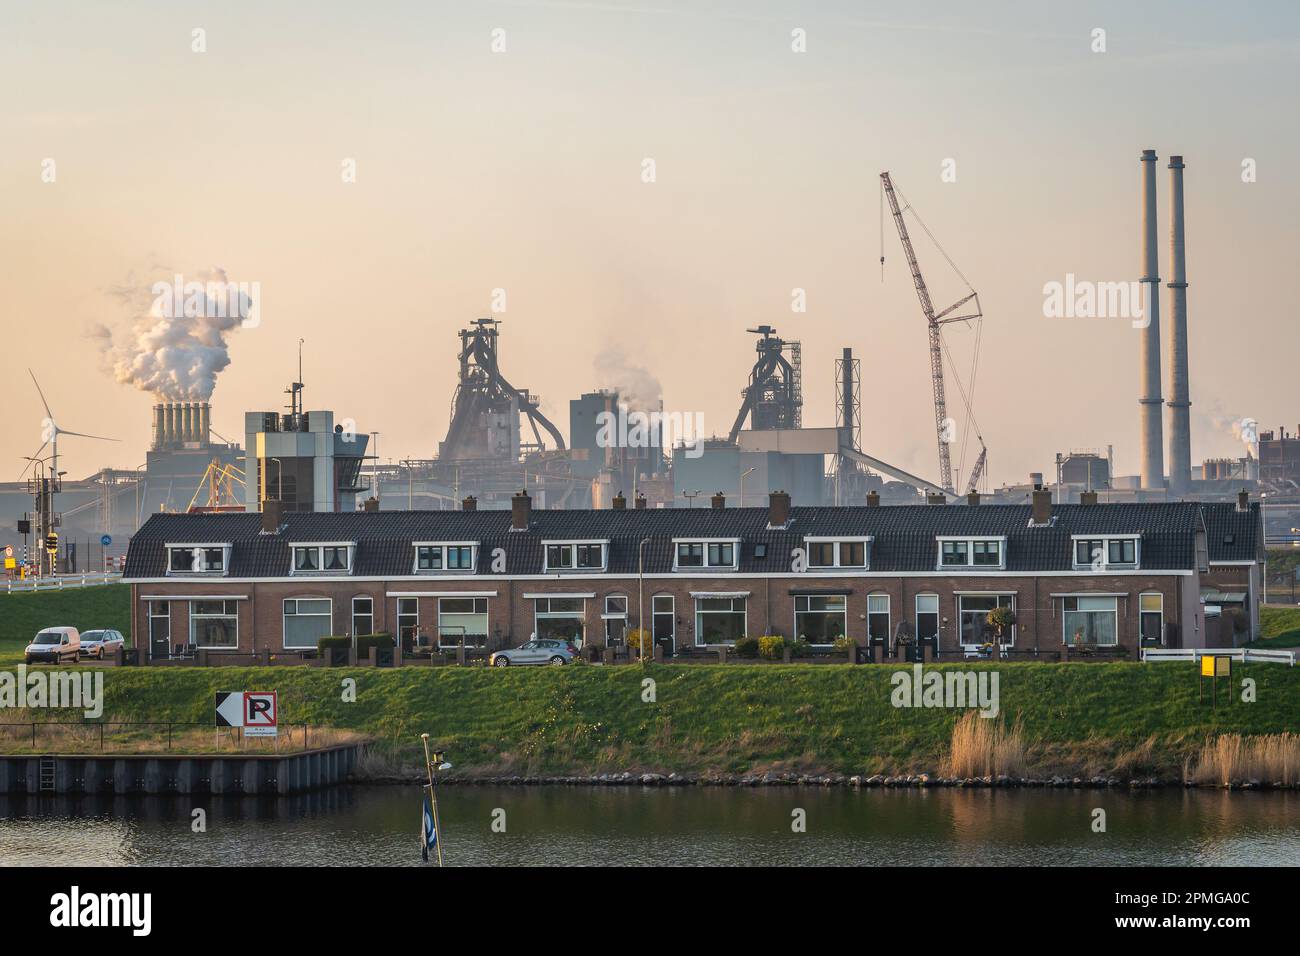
(121, 489), (1264, 662)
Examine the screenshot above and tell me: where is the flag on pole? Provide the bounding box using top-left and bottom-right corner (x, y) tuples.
(420, 789), (437, 863)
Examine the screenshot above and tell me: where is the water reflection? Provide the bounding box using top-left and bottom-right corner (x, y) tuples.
(1, 786), (1297, 866)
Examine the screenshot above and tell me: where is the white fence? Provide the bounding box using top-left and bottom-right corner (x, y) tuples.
(3, 572), (123, 595)
(1140, 646), (1295, 666)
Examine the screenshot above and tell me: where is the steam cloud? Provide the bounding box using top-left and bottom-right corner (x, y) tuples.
(594, 344), (662, 411)
(91, 267), (253, 401)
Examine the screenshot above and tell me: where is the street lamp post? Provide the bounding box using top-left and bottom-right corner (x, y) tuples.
(638, 537), (651, 660)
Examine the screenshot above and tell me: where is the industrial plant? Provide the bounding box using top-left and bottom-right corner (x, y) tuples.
(5, 151), (1300, 579)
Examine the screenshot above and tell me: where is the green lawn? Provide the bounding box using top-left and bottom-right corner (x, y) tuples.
(16, 660), (1294, 779)
(0, 584), (131, 664)
(1252, 606), (1300, 648)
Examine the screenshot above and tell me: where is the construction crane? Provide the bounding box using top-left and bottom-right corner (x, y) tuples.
(880, 171), (984, 495)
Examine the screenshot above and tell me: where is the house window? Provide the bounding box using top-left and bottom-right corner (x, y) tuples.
(413, 544), (476, 573)
(284, 598), (332, 650)
(1073, 537), (1139, 569)
(534, 597), (586, 646)
(939, 538), (1004, 568)
(675, 541), (738, 570)
(959, 594), (1015, 647)
(190, 600), (238, 649)
(867, 594), (890, 645)
(397, 598), (419, 644)
(694, 596), (746, 645)
(352, 596), (374, 637)
(323, 546), (349, 571)
(940, 541), (968, 566)
(794, 595), (847, 644)
(167, 546), (226, 573)
(438, 597), (488, 648)
(1140, 593), (1164, 646)
(1063, 596), (1118, 646)
(805, 539), (870, 569)
(294, 547), (319, 572)
(543, 542), (607, 572)
(915, 594), (939, 647)
(604, 594), (628, 646)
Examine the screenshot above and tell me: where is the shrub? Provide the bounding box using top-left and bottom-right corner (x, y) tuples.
(317, 636), (350, 652)
(831, 635), (855, 654)
(733, 636), (760, 658)
(626, 628), (652, 657)
(757, 636), (786, 660)
(789, 637), (812, 658)
(357, 633), (395, 657)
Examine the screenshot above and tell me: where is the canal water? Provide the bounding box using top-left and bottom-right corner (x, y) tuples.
(2, 786), (1298, 866)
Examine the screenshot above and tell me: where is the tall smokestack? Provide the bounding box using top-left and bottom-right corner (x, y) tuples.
(198, 402), (211, 446)
(163, 403), (176, 446)
(182, 402), (195, 443)
(1166, 155), (1192, 495)
(1139, 149), (1166, 490)
(152, 404), (165, 452)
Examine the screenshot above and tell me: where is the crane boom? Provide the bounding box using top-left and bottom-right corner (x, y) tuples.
(880, 171), (982, 494)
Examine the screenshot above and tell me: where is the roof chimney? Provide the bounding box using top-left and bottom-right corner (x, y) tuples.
(926, 494), (946, 506)
(612, 491), (627, 510)
(362, 496), (379, 513)
(966, 491), (980, 506)
(1080, 490), (1099, 506)
(768, 490), (791, 528)
(866, 490), (880, 508)
(634, 493), (647, 510)
(1031, 487), (1052, 525)
(711, 491), (726, 510)
(1237, 489), (1249, 512)
(261, 498), (283, 533)
(1139, 148), (1166, 490)
(461, 495), (478, 512)
(511, 489), (531, 530)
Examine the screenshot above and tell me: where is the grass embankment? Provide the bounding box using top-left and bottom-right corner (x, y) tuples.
(1, 662), (1291, 780)
(0, 584), (131, 665)
(1252, 606), (1300, 649)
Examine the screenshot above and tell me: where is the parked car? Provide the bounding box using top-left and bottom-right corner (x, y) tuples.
(24, 627), (80, 665)
(489, 638), (577, 667)
(79, 629), (126, 660)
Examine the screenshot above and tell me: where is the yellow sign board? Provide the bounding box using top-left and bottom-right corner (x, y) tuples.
(1201, 656), (1230, 677)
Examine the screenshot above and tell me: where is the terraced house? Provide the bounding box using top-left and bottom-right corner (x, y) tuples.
(121, 488), (1264, 662)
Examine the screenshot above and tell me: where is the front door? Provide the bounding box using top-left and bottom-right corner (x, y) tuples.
(652, 595), (675, 656)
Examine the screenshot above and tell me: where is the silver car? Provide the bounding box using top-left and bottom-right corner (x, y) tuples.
(79, 629), (126, 660)
(489, 639), (577, 667)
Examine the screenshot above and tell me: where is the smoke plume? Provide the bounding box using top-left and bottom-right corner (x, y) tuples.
(91, 267), (253, 400)
(594, 344), (662, 411)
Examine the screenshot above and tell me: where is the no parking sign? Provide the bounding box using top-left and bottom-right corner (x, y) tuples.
(215, 691), (278, 737)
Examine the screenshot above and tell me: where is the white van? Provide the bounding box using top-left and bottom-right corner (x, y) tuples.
(24, 627), (81, 665)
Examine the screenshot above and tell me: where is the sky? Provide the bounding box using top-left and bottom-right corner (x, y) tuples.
(2, 0), (1298, 489)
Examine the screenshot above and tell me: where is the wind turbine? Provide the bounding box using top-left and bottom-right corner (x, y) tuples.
(19, 369), (119, 485)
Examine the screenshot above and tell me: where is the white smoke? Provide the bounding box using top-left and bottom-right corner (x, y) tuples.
(92, 267), (253, 400)
(593, 344), (662, 411)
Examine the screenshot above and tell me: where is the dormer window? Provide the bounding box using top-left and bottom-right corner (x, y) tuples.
(804, 537), (870, 570)
(543, 541), (607, 573)
(412, 542), (477, 574)
(1072, 536), (1139, 570)
(166, 544), (230, 575)
(937, 537), (1005, 569)
(290, 542), (355, 575)
(673, 539), (739, 571)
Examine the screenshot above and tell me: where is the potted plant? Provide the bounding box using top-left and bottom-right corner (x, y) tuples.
(985, 606), (1016, 657)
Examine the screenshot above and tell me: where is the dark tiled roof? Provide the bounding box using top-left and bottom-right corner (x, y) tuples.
(1200, 502), (1261, 562)
(124, 501), (1208, 578)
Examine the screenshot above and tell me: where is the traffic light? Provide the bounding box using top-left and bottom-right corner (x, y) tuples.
(45, 532), (58, 553)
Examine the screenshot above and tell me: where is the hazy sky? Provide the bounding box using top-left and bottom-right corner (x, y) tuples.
(3, 0), (1298, 489)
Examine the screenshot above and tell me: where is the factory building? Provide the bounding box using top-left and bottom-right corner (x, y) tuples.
(243, 406), (368, 513)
